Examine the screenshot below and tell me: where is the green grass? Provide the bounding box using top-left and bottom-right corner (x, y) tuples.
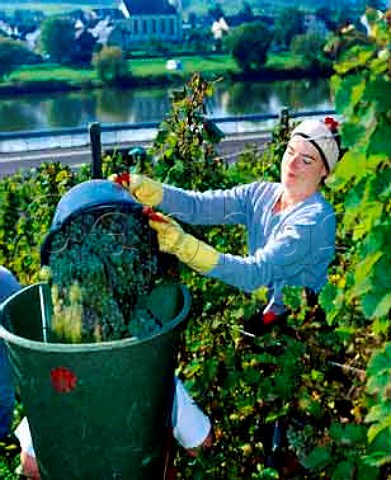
(8, 55), (238, 85)
(9, 64), (97, 83)
(6, 52), (306, 89)
(267, 52), (304, 69)
(128, 52), (306, 78)
(129, 54), (238, 77)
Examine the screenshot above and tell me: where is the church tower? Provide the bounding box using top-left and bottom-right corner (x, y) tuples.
(116, 0), (182, 46)
(121, 0), (177, 15)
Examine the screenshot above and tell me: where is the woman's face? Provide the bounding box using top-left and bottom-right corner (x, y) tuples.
(281, 137), (328, 193)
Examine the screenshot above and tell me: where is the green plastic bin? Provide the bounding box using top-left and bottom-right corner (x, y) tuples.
(0, 282), (190, 480)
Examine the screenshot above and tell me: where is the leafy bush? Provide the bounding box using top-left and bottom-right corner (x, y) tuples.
(225, 21), (274, 73)
(0, 37), (37, 81)
(40, 16), (76, 65)
(92, 46), (129, 85)
(290, 32), (330, 70)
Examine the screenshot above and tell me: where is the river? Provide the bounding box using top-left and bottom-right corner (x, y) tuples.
(0, 78), (333, 132)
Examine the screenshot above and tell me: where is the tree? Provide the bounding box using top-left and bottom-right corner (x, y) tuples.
(239, 1), (253, 20)
(274, 7), (305, 49)
(0, 37), (35, 80)
(316, 6), (337, 31)
(225, 21), (273, 73)
(208, 3), (225, 21)
(40, 16), (76, 64)
(186, 27), (214, 53)
(187, 12), (198, 28)
(291, 32), (330, 69)
(72, 30), (96, 65)
(92, 46), (129, 85)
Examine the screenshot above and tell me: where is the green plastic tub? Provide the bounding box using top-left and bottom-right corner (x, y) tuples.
(0, 282), (190, 480)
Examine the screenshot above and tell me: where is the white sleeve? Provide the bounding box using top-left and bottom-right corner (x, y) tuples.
(171, 377), (211, 449)
(15, 417), (36, 457)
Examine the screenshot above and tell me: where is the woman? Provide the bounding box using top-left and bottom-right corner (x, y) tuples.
(113, 118), (340, 331)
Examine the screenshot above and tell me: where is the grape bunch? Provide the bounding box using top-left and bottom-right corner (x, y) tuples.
(46, 208), (164, 343)
(286, 424), (317, 465)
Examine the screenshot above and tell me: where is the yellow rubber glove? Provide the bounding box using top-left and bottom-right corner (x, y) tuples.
(148, 213), (219, 274)
(109, 172), (163, 207)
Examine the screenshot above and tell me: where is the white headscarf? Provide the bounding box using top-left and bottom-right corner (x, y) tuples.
(291, 119), (340, 173)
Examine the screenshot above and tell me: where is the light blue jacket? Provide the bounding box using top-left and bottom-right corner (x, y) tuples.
(160, 181), (336, 313)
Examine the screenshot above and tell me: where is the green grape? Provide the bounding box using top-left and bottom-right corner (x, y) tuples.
(286, 424), (316, 464)
(46, 207), (166, 343)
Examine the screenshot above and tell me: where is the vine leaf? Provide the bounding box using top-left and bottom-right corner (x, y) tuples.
(302, 446), (332, 470)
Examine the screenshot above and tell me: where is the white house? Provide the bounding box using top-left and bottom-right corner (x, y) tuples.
(211, 17), (229, 40)
(116, 0), (182, 46)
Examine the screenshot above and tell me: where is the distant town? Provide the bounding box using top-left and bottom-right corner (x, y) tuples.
(0, 0), (388, 99)
(0, 0), (384, 62)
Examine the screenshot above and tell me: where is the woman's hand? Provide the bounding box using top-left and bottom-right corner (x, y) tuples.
(148, 213), (219, 274)
(109, 173), (163, 207)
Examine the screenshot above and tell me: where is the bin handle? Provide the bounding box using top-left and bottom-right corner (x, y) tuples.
(39, 284), (49, 343)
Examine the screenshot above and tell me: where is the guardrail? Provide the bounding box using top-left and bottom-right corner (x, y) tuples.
(0, 108), (336, 178)
(0, 109), (335, 142)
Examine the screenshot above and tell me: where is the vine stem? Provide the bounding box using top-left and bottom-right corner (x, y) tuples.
(328, 361), (366, 378)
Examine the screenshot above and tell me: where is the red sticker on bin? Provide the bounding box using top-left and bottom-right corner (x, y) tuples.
(263, 311), (277, 325)
(50, 367), (77, 393)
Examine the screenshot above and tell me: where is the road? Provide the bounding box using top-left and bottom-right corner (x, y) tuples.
(0, 132), (271, 177)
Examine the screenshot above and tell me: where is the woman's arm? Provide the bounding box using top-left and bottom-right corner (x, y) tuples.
(110, 173), (267, 226)
(148, 203), (336, 292)
(206, 209), (336, 292)
(159, 183), (257, 226)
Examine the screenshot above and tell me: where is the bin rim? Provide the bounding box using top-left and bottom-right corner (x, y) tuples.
(40, 200), (143, 266)
(48, 179), (140, 232)
(0, 283), (190, 353)
(50, 199), (141, 232)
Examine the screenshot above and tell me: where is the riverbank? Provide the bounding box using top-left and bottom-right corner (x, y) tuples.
(1, 53), (332, 97)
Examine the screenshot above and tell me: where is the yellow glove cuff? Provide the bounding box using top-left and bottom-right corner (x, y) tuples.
(148, 215), (219, 274)
(177, 234), (220, 274)
(132, 174), (163, 207)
